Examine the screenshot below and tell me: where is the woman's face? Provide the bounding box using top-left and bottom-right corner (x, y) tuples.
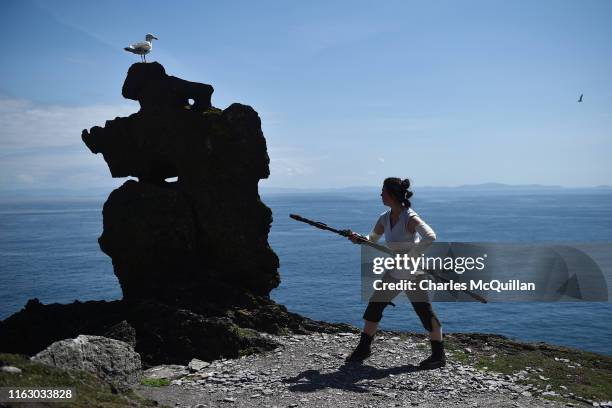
(380, 186), (396, 207)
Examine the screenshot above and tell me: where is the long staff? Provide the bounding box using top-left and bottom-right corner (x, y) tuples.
(289, 213), (488, 303)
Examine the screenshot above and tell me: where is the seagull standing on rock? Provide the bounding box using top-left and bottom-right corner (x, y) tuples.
(124, 33), (158, 62)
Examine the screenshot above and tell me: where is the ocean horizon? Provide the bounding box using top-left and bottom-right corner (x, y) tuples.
(1, 187), (611, 355)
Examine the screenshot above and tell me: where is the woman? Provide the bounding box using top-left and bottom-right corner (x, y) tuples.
(346, 177), (445, 369)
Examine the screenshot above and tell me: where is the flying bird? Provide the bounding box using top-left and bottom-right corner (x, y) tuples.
(578, 94), (583, 103)
(124, 33), (158, 62)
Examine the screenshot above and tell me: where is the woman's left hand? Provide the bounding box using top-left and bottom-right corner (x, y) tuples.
(347, 230), (364, 244)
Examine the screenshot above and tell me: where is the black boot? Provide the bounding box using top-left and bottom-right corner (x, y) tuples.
(346, 332), (374, 362)
(419, 340), (446, 369)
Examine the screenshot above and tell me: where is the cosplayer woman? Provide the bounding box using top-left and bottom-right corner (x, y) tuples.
(346, 177), (445, 369)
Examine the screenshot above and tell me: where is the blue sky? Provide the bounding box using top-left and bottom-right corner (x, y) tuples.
(0, 0), (611, 193)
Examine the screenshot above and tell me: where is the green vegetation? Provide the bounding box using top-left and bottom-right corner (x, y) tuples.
(415, 342), (429, 351)
(277, 327), (293, 336)
(140, 377), (170, 387)
(444, 336), (612, 403)
(446, 348), (470, 364)
(233, 326), (259, 339)
(0, 353), (159, 408)
(203, 106), (223, 114)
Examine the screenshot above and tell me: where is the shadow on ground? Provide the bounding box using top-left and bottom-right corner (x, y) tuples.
(283, 362), (424, 393)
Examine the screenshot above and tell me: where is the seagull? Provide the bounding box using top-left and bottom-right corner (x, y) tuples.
(124, 33), (158, 62)
(578, 93), (583, 103)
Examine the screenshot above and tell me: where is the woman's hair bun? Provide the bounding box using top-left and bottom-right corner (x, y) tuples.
(383, 176), (413, 207)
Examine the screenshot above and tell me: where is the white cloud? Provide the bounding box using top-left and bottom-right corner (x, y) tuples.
(0, 144), (119, 191)
(260, 145), (331, 187)
(269, 155), (328, 177)
(0, 97), (136, 151)
(0, 97), (136, 191)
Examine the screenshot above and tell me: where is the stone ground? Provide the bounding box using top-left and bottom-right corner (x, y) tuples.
(136, 331), (585, 408)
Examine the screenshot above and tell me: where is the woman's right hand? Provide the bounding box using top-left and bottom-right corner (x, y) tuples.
(347, 230), (363, 244)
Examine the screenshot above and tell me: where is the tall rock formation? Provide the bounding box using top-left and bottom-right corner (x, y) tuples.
(0, 63), (354, 366)
(82, 62), (279, 307)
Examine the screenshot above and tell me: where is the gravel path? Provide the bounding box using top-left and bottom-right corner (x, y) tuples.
(136, 331), (575, 408)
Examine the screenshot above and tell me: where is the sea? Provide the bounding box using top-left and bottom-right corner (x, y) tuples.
(1, 187), (611, 355)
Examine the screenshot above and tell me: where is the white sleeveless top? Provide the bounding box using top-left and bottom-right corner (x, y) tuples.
(378, 207), (423, 279)
(380, 207), (419, 247)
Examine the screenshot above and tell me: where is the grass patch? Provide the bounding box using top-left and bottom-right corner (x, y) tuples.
(443, 334), (612, 403)
(474, 350), (612, 402)
(277, 327), (293, 336)
(140, 377), (171, 387)
(233, 326), (259, 338)
(447, 349), (470, 364)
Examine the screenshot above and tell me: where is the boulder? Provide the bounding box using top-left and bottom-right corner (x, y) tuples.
(32, 335), (141, 392)
(0, 366), (22, 374)
(143, 365), (189, 381)
(188, 358), (210, 371)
